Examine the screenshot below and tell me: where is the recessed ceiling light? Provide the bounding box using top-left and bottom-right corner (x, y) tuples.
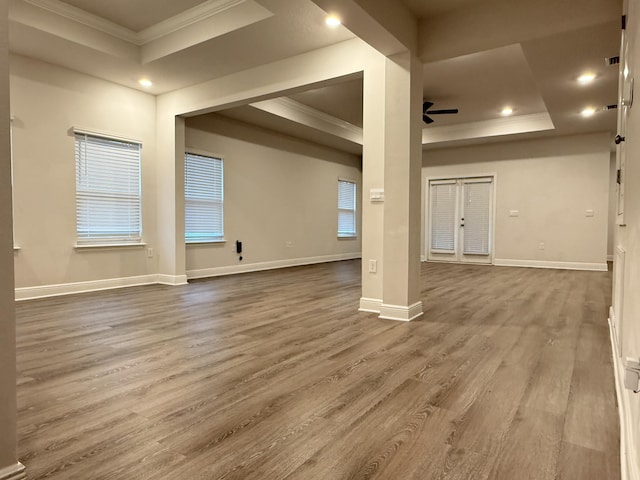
(501, 107), (513, 116)
(325, 15), (341, 27)
(138, 79), (153, 88)
(578, 73), (596, 85)
(581, 107), (596, 117)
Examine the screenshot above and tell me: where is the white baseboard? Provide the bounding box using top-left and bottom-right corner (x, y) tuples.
(608, 315), (639, 480)
(359, 297), (382, 313)
(0, 463), (26, 480)
(14, 255), (360, 300)
(156, 274), (188, 286)
(15, 274), (158, 301)
(379, 301), (423, 322)
(186, 253), (361, 280)
(493, 258), (608, 272)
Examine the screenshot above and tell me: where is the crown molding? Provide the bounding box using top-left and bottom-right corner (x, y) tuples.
(23, 0), (139, 43)
(276, 97), (363, 137)
(251, 97), (363, 144)
(422, 112), (555, 144)
(21, 0), (252, 46)
(138, 0), (248, 44)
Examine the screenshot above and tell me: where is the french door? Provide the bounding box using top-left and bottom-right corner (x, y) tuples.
(427, 176), (494, 264)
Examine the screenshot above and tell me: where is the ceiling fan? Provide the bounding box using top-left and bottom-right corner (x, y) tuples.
(423, 101), (459, 124)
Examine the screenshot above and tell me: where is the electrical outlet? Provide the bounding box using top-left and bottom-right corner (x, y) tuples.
(285, 241), (293, 248)
(368, 259), (377, 273)
(539, 242), (545, 250)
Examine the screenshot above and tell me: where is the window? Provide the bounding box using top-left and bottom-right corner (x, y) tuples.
(338, 179), (356, 237)
(185, 152), (224, 242)
(430, 181), (456, 252)
(75, 133), (142, 245)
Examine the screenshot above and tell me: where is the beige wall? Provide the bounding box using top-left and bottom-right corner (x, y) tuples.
(10, 52), (364, 290)
(184, 114), (362, 275)
(422, 133), (610, 267)
(10, 54), (158, 289)
(0, 0), (18, 472)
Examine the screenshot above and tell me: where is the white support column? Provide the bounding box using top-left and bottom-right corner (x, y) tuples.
(155, 110), (187, 285)
(360, 51), (423, 321)
(359, 54), (386, 313)
(0, 0), (26, 477)
(379, 52), (423, 321)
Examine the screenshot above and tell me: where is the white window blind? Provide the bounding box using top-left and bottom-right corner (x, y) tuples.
(463, 180), (491, 255)
(185, 153), (224, 242)
(430, 182), (456, 251)
(338, 180), (356, 237)
(75, 133), (141, 244)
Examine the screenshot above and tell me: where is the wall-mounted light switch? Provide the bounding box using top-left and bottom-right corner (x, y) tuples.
(370, 189), (384, 203)
(624, 358), (640, 392)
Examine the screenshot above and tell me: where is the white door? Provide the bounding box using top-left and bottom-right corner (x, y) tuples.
(427, 177), (494, 264)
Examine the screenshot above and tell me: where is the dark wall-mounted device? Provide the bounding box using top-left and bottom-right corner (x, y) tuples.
(236, 240), (243, 261)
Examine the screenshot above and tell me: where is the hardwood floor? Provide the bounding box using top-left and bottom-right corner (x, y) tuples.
(15, 261), (620, 479)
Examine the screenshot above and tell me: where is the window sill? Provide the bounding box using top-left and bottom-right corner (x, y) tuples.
(186, 239), (226, 245)
(75, 243), (147, 250)
(338, 235), (358, 240)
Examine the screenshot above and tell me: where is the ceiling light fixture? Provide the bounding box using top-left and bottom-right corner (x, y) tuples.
(325, 15), (341, 27)
(581, 107), (596, 117)
(501, 106), (513, 116)
(578, 73), (596, 85)
(138, 78), (153, 88)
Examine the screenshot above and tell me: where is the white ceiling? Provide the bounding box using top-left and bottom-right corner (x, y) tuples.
(289, 78), (364, 128)
(399, 0), (485, 19)
(61, 0), (209, 32)
(422, 44), (548, 126)
(9, 0), (355, 94)
(7, 0), (623, 152)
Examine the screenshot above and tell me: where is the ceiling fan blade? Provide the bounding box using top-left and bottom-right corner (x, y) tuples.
(426, 109), (459, 115)
(422, 101), (434, 113)
(422, 114), (434, 124)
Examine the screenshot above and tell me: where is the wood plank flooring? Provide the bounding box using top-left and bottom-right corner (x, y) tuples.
(15, 261), (620, 479)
